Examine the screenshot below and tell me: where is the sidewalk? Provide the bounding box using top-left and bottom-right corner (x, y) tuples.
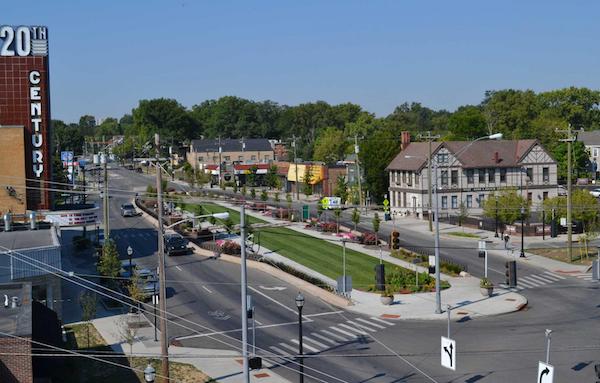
(92, 314), (292, 383)
(212, 201), (528, 321)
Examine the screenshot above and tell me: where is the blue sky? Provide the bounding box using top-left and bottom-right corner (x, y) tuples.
(4, 1), (600, 122)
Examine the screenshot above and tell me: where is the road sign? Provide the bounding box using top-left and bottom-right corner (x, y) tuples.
(441, 336), (456, 371)
(383, 198), (390, 212)
(321, 197), (341, 210)
(537, 361), (554, 383)
(61, 151), (74, 163)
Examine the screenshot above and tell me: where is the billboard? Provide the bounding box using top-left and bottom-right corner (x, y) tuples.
(0, 25), (51, 210)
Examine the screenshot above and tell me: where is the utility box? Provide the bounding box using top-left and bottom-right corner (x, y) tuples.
(302, 205), (309, 220)
(374, 264), (385, 291)
(593, 260), (600, 281)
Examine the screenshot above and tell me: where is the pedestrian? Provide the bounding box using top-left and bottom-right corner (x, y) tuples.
(504, 234), (510, 249)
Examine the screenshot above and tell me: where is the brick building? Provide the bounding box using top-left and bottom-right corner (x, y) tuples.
(0, 283), (33, 383)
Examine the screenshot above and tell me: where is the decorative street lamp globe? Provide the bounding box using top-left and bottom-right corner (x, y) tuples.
(144, 364), (156, 383)
(295, 292), (304, 309)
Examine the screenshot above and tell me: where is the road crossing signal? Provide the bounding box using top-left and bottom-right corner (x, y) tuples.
(391, 231), (400, 250)
(505, 260), (517, 287)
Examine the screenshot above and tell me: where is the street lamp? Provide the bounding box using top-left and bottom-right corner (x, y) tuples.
(127, 245), (133, 274)
(494, 195), (499, 238)
(295, 292), (305, 383)
(404, 132), (502, 314)
(520, 206), (526, 257)
(144, 364), (156, 383)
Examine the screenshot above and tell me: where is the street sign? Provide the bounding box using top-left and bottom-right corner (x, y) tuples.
(321, 197), (341, 210)
(383, 198), (390, 212)
(441, 336), (456, 371)
(537, 361), (554, 383)
(61, 151), (74, 163)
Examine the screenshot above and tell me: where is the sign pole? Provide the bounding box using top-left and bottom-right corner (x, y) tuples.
(447, 305), (451, 338)
(545, 329), (552, 364)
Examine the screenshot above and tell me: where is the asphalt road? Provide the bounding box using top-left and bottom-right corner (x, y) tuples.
(97, 167), (600, 382)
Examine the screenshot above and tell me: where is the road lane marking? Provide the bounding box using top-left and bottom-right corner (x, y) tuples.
(527, 274), (555, 284)
(545, 271), (565, 280)
(278, 342), (298, 353)
(202, 285), (213, 293)
(175, 266), (182, 271)
(311, 332), (338, 345)
(519, 277), (543, 287)
(269, 346), (288, 356)
(355, 318), (385, 329)
(329, 326), (357, 338)
(338, 323), (367, 335)
(369, 316), (395, 326)
(302, 336), (328, 349)
(176, 320), (304, 340)
(539, 273), (562, 281)
(321, 329), (350, 341)
(516, 279), (538, 288)
(346, 320), (377, 332)
(304, 311), (343, 318)
(255, 320), (263, 325)
(248, 286), (311, 318)
(290, 339), (320, 353)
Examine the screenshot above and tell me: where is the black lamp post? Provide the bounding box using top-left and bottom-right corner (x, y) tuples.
(144, 364), (156, 383)
(494, 196), (499, 238)
(520, 206), (526, 257)
(127, 246), (133, 275)
(295, 292), (305, 383)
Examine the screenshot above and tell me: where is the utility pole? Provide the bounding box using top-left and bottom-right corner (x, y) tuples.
(418, 132), (440, 232)
(218, 136), (223, 188)
(155, 133), (169, 382)
(240, 205), (250, 383)
(102, 151), (109, 240)
(557, 124), (576, 262)
(292, 135), (299, 200)
(354, 135), (364, 212)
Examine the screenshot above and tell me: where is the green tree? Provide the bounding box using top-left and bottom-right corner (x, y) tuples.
(333, 208), (342, 234)
(302, 166), (313, 196)
(447, 105), (487, 140)
(482, 89), (540, 139)
(483, 189), (528, 224)
(95, 117), (122, 138)
(552, 141), (590, 180)
(79, 291), (97, 348)
(260, 189), (268, 205)
(266, 165), (280, 189)
(97, 240), (121, 288)
(372, 212), (381, 244)
(351, 208), (360, 231)
(127, 269), (145, 317)
(250, 188), (256, 199)
(52, 120), (84, 155)
(132, 98), (197, 142)
(313, 127), (348, 163)
(317, 202), (324, 221)
(286, 193), (293, 220)
(334, 176), (349, 204)
(241, 185), (247, 198)
(457, 202), (469, 226)
(538, 87), (600, 129)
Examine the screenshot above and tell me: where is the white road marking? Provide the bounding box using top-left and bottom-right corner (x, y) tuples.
(545, 271), (566, 280)
(302, 336), (328, 349)
(519, 277), (543, 287)
(304, 311), (344, 318)
(311, 332), (338, 345)
(259, 285), (286, 291)
(338, 323), (367, 335)
(355, 317), (385, 329)
(346, 320), (377, 332)
(269, 346), (289, 356)
(515, 279), (537, 288)
(331, 325), (360, 337)
(540, 272), (562, 281)
(321, 329), (350, 341)
(278, 342), (299, 353)
(527, 274), (555, 284)
(175, 266), (182, 271)
(290, 339), (319, 353)
(369, 316), (395, 326)
(202, 285), (212, 293)
(255, 320), (263, 326)
(248, 286), (308, 317)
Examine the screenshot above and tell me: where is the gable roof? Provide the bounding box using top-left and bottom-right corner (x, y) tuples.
(578, 130), (600, 146)
(191, 138), (273, 153)
(386, 139), (546, 171)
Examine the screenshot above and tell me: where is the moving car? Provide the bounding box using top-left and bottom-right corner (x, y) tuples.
(164, 233), (189, 256)
(589, 188), (600, 198)
(120, 203), (138, 217)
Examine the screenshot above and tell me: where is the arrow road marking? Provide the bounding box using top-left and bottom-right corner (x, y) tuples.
(539, 367), (549, 383)
(259, 285), (287, 291)
(443, 343), (453, 367)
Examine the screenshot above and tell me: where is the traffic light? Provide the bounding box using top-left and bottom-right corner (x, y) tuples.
(249, 356), (262, 370)
(391, 231), (400, 250)
(478, 250), (486, 258)
(505, 260), (517, 287)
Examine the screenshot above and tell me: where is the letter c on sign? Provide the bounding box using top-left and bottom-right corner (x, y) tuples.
(29, 71), (41, 85)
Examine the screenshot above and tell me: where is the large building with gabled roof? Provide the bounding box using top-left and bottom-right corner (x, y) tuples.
(386, 133), (558, 217)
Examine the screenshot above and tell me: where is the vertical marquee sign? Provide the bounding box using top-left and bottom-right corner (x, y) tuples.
(0, 25), (51, 210)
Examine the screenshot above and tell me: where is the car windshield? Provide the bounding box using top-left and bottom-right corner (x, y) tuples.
(122, 204), (134, 209)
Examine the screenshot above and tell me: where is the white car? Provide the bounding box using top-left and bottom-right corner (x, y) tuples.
(589, 188), (600, 198)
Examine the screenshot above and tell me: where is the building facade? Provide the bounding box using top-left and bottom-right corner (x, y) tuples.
(0, 25), (52, 212)
(577, 130), (600, 177)
(187, 138), (274, 170)
(386, 137), (559, 217)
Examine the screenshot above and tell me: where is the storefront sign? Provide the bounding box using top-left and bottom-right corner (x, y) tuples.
(0, 25), (48, 57)
(44, 207), (99, 227)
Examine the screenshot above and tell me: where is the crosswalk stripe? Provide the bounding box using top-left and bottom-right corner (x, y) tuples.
(278, 342), (299, 354)
(311, 332), (338, 345)
(262, 360), (273, 368)
(539, 273), (562, 281)
(544, 271), (566, 280)
(322, 329), (350, 341)
(346, 320), (377, 332)
(303, 336), (328, 349)
(355, 318), (385, 329)
(290, 339), (320, 353)
(518, 278), (541, 288)
(527, 274), (554, 284)
(269, 346), (289, 356)
(329, 326), (357, 338)
(370, 316), (395, 326)
(338, 323), (367, 335)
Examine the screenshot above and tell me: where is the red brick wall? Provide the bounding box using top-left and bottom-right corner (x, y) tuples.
(0, 56), (52, 210)
(0, 336), (33, 383)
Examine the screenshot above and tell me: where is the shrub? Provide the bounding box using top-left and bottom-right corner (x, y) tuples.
(360, 231), (379, 245)
(318, 222), (338, 233)
(219, 240), (241, 255)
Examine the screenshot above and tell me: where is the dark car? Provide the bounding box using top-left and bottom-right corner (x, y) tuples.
(165, 234), (189, 256)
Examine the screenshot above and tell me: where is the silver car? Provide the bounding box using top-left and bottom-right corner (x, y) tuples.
(120, 203), (138, 217)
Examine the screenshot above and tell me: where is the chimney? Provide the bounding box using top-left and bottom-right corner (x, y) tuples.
(401, 131), (411, 150)
(493, 151), (500, 164)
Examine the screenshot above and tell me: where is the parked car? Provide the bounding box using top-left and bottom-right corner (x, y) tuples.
(589, 188), (600, 198)
(164, 233), (189, 256)
(120, 203), (138, 217)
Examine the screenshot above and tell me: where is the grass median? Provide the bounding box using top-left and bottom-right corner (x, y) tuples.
(183, 202), (445, 292)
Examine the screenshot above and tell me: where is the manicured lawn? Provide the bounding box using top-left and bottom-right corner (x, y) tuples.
(185, 203), (431, 291)
(446, 231), (481, 239)
(527, 247), (595, 265)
